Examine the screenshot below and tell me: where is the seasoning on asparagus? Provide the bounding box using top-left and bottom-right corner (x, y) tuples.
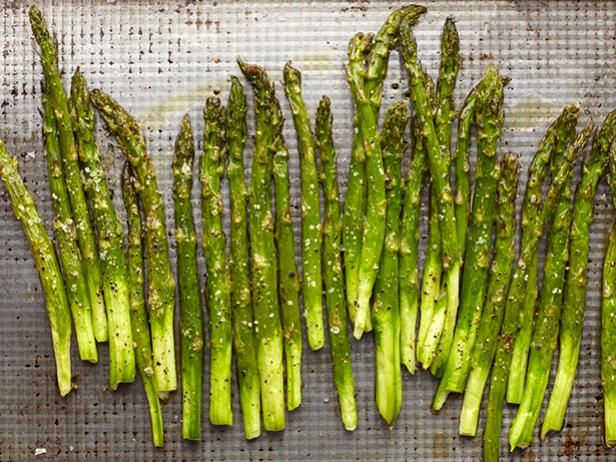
(459, 154), (518, 437)
(541, 112), (616, 439)
(70, 70), (136, 386)
(41, 83), (98, 364)
(90, 89), (177, 396)
(29, 5), (107, 342)
(316, 96), (358, 431)
(506, 104), (583, 404)
(0, 137), (73, 397)
(433, 66), (504, 408)
(172, 114), (204, 440)
(122, 164), (164, 447)
(238, 58), (285, 431)
(482, 121), (592, 462)
(283, 62), (324, 351)
(372, 101), (408, 425)
(226, 76), (261, 439)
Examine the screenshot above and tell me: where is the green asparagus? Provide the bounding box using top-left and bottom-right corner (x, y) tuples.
(90, 89), (177, 396)
(226, 76), (261, 439)
(122, 164), (164, 447)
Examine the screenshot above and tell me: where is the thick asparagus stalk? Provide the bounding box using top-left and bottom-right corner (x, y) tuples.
(90, 89), (177, 396)
(29, 5), (107, 342)
(603, 213), (616, 447)
(41, 83), (98, 364)
(226, 76), (261, 439)
(172, 115), (204, 440)
(238, 59), (285, 431)
(0, 138), (73, 397)
(200, 96), (233, 426)
(372, 102), (408, 425)
(506, 104), (583, 403)
(482, 122), (592, 462)
(70, 70), (136, 386)
(283, 63), (324, 351)
(542, 112), (616, 439)
(122, 165), (164, 447)
(459, 154), (518, 437)
(433, 66), (504, 407)
(316, 96), (358, 431)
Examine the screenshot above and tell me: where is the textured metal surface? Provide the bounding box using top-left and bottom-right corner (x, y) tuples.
(0, 0), (615, 460)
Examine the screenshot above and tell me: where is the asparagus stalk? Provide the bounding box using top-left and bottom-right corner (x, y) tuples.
(0, 138), (73, 397)
(122, 165), (164, 447)
(238, 59), (285, 431)
(316, 96), (358, 431)
(283, 63), (324, 351)
(433, 66), (504, 407)
(542, 112), (616, 439)
(90, 89), (177, 396)
(459, 154), (518, 437)
(226, 76), (261, 439)
(29, 6), (107, 342)
(199, 97), (233, 426)
(602, 208), (616, 447)
(172, 115), (204, 440)
(70, 70), (136, 386)
(506, 104), (583, 403)
(41, 83), (98, 364)
(507, 109), (584, 449)
(400, 17), (461, 370)
(482, 122), (592, 462)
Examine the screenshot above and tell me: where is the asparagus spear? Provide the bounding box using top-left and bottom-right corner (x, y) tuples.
(316, 96), (358, 431)
(371, 102), (408, 425)
(433, 66), (504, 407)
(506, 104), (583, 403)
(70, 70), (136, 386)
(507, 109), (584, 449)
(283, 63), (324, 351)
(122, 164), (164, 447)
(459, 154), (518, 437)
(199, 96), (233, 426)
(41, 83), (98, 364)
(90, 90), (177, 396)
(482, 122), (592, 462)
(172, 115), (204, 440)
(238, 59), (285, 431)
(29, 6), (107, 342)
(400, 17), (461, 369)
(270, 129), (303, 411)
(0, 138), (73, 397)
(542, 113), (616, 439)
(226, 76), (261, 439)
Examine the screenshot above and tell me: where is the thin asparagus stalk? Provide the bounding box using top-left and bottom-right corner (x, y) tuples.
(283, 62), (324, 351)
(433, 66), (504, 407)
(400, 17), (461, 370)
(226, 76), (261, 439)
(238, 59), (285, 431)
(122, 165), (164, 447)
(90, 89), (177, 396)
(602, 215), (616, 447)
(172, 115), (204, 440)
(70, 70), (136, 386)
(29, 6), (107, 342)
(199, 96), (232, 426)
(316, 96), (358, 431)
(41, 83), (98, 364)
(483, 122), (592, 462)
(507, 109), (586, 449)
(459, 154), (518, 437)
(506, 104), (583, 403)
(0, 138), (73, 397)
(541, 113), (616, 439)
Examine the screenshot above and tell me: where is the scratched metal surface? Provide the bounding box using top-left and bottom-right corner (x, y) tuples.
(0, 0), (615, 460)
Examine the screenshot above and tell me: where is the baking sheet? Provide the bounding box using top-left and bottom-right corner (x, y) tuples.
(0, 0), (615, 460)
